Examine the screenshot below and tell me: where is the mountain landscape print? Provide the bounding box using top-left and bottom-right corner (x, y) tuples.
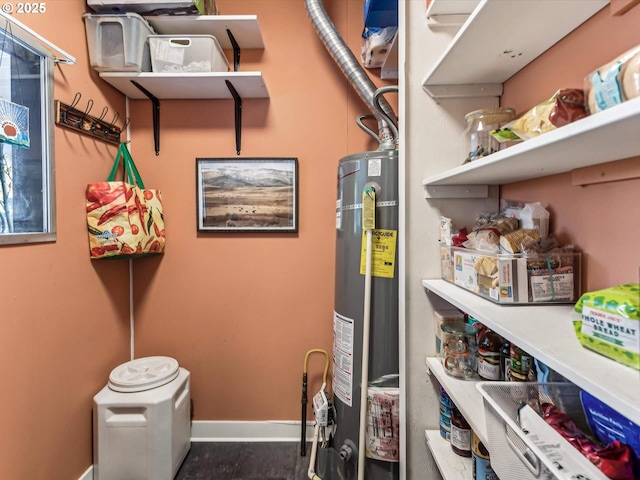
(197, 158), (298, 232)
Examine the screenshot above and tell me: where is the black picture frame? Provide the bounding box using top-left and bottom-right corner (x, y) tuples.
(196, 157), (298, 232)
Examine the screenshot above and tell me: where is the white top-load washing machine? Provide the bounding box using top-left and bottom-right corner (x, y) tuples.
(93, 356), (191, 480)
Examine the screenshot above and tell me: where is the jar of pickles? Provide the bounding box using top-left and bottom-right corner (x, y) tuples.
(464, 107), (515, 163)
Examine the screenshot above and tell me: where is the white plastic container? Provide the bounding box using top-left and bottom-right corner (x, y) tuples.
(87, 0), (199, 15)
(93, 357), (191, 480)
(83, 12), (156, 72)
(477, 382), (608, 480)
(149, 34), (229, 73)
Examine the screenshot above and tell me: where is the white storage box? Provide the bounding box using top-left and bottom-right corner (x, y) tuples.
(93, 357), (191, 480)
(83, 12), (155, 72)
(87, 0), (199, 15)
(477, 382), (609, 480)
(149, 35), (228, 73)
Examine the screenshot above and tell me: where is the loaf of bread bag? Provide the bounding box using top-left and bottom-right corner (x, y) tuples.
(585, 44), (640, 114)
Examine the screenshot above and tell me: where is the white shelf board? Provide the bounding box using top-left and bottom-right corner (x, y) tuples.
(422, 0), (607, 97)
(144, 15), (264, 49)
(422, 279), (640, 426)
(380, 32), (398, 80)
(422, 96), (640, 187)
(425, 429), (473, 479)
(98, 71), (269, 99)
(425, 0), (479, 18)
(426, 357), (488, 446)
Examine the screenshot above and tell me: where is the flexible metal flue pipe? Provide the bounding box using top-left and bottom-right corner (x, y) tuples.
(305, 0), (397, 149)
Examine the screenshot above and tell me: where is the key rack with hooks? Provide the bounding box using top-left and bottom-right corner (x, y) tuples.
(55, 93), (129, 146)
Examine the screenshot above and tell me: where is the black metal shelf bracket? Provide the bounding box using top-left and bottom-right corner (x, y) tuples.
(225, 80), (242, 155)
(227, 28), (241, 72)
(131, 80), (161, 156)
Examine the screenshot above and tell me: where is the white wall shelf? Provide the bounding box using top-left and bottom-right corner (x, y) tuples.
(425, 0), (479, 30)
(100, 15), (268, 100)
(97, 15), (267, 155)
(419, 1), (639, 476)
(425, 429), (473, 479)
(144, 15), (264, 49)
(422, 96), (640, 189)
(422, 279), (640, 426)
(426, 357), (488, 446)
(425, 0), (479, 18)
(421, 0), (607, 98)
(99, 72), (269, 100)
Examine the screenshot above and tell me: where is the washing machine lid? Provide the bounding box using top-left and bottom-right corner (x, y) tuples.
(108, 356), (180, 393)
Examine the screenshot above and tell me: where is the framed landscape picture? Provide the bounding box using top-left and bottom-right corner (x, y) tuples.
(196, 157), (298, 232)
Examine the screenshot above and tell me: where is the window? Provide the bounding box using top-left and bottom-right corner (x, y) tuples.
(0, 20), (55, 244)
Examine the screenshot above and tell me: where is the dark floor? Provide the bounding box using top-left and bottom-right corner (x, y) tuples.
(175, 442), (311, 480)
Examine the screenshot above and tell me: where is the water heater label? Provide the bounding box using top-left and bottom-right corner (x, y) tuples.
(336, 199), (342, 229)
(359, 229), (397, 278)
(368, 158), (382, 177)
(333, 311), (354, 407)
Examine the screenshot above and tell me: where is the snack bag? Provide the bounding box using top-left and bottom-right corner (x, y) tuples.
(500, 88), (589, 141)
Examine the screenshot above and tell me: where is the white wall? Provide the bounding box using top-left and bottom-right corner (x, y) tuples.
(403, 2), (499, 477)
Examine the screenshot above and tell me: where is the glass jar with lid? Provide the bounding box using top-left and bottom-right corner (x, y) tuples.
(441, 322), (478, 379)
(464, 107), (515, 163)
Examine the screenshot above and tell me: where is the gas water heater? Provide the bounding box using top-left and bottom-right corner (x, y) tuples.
(330, 148), (399, 480)
(304, 0), (400, 478)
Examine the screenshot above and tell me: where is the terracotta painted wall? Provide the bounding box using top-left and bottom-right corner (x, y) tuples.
(0, 0), (393, 475)
(0, 1), (133, 479)
(500, 5), (640, 291)
(127, 0), (396, 422)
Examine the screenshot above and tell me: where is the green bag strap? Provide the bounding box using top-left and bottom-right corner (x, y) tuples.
(120, 142), (146, 189)
(106, 143), (126, 182)
(106, 143), (146, 189)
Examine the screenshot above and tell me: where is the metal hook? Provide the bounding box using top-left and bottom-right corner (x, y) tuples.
(80, 99), (94, 131)
(61, 92), (83, 127)
(70, 92), (81, 110)
(98, 106), (109, 121)
(81, 99), (94, 119)
(98, 112), (120, 138)
(110, 112), (120, 128)
(118, 117), (131, 133)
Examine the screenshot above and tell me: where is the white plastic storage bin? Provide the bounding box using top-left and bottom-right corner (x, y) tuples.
(477, 382), (609, 480)
(87, 0), (199, 15)
(93, 357), (191, 480)
(83, 12), (155, 72)
(149, 35), (229, 73)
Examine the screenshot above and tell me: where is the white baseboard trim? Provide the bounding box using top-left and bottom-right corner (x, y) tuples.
(78, 420), (314, 479)
(78, 465), (93, 480)
(191, 420), (314, 442)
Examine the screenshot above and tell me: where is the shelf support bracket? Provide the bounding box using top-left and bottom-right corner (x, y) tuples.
(131, 80), (161, 156)
(226, 29), (241, 72)
(225, 80), (242, 155)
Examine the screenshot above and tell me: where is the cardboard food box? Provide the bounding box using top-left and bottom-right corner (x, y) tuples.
(446, 247), (580, 304)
